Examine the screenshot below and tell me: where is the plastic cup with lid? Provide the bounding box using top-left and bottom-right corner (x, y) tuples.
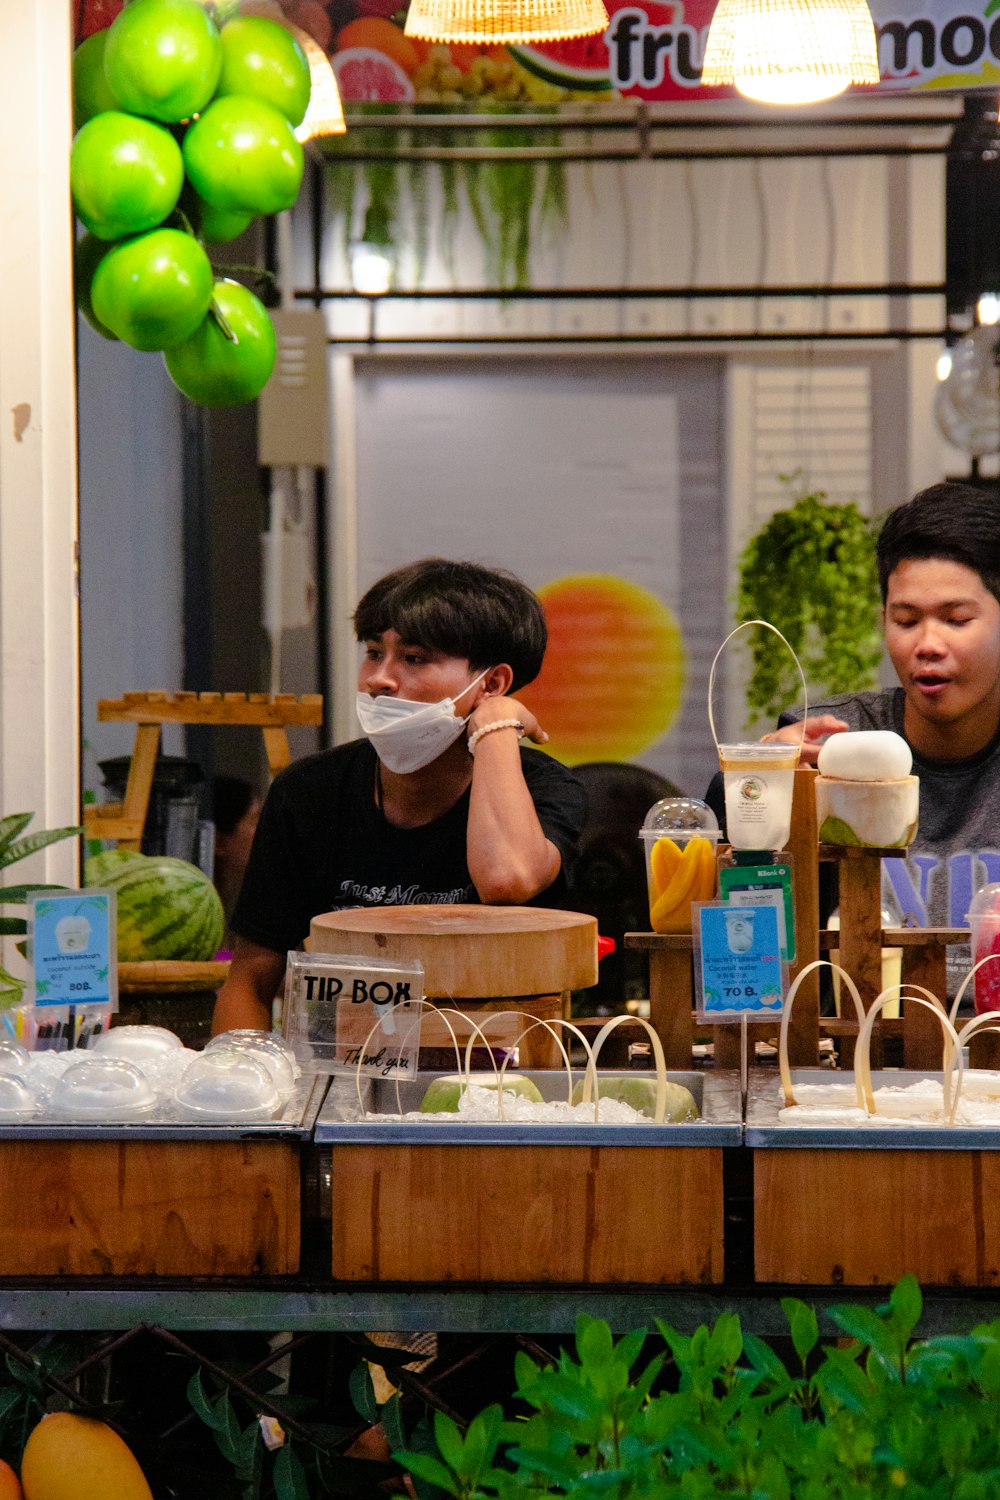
(639, 797), (720, 933)
(968, 884), (1000, 1014)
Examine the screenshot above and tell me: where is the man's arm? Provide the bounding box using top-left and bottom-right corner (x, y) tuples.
(212, 937), (287, 1034)
(465, 696), (562, 903)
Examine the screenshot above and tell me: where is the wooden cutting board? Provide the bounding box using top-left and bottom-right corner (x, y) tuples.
(309, 904), (598, 999)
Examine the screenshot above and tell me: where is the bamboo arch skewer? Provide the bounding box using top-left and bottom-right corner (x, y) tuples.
(352, 1005), (678, 1125)
(779, 959), (872, 1111)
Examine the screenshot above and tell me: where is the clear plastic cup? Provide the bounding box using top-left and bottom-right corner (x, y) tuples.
(206, 1030), (299, 1095)
(0, 1075), (35, 1121)
(173, 1049), (281, 1122)
(718, 741), (799, 852)
(48, 1057), (156, 1120)
(968, 884), (1000, 1013)
(639, 798), (720, 934)
(94, 1025), (184, 1063)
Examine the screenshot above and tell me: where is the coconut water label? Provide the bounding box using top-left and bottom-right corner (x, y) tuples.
(28, 890), (117, 1010)
(719, 861), (795, 962)
(282, 951), (424, 1079)
(693, 899), (787, 1022)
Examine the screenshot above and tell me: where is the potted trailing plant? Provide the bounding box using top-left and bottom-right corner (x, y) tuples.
(0, 813), (81, 1006)
(735, 482), (882, 727)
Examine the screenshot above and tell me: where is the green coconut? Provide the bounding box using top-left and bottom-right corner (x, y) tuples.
(570, 1075), (698, 1121)
(419, 1073), (544, 1113)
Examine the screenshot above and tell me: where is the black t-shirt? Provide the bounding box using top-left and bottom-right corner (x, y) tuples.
(232, 738), (587, 956)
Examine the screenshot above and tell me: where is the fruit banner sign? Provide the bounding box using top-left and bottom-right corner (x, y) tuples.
(72, 0), (312, 406)
(327, 0), (1000, 102)
(79, 0), (1000, 103)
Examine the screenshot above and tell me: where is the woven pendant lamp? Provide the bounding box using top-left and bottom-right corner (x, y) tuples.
(292, 24), (346, 140)
(701, 0), (880, 105)
(404, 0), (608, 48)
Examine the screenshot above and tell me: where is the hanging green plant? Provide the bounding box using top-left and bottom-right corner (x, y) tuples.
(323, 106), (567, 292)
(735, 482), (883, 725)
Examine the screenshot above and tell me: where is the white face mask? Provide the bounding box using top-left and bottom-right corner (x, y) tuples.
(356, 667), (491, 775)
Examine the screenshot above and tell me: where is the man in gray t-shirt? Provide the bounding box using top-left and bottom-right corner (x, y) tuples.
(781, 687), (1000, 931)
(714, 482), (1000, 951)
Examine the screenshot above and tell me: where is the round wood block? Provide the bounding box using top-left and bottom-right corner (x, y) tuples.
(309, 904), (598, 998)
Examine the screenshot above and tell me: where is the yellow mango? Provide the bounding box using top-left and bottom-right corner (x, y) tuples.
(649, 837), (705, 932)
(21, 1413), (153, 1500)
(650, 836), (681, 898)
(696, 838), (717, 901)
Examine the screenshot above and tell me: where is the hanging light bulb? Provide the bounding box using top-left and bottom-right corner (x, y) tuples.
(405, 0), (608, 48)
(701, 0), (880, 106)
(977, 291), (1000, 326)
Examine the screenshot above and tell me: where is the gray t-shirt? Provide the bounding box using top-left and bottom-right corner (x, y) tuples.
(783, 689), (1000, 931)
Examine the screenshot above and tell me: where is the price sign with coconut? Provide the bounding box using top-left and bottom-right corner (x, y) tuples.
(28, 890), (117, 1011)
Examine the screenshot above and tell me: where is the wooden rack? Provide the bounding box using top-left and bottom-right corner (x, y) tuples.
(83, 691), (323, 1015)
(84, 690), (323, 850)
(626, 765), (967, 1070)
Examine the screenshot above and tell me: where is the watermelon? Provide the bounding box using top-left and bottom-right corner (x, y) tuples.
(507, 34), (614, 97)
(84, 850), (224, 962)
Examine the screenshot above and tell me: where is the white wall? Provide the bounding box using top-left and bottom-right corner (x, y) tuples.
(76, 324), (188, 801)
(0, 0), (79, 890)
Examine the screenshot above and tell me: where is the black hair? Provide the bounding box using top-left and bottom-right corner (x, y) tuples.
(211, 774), (259, 835)
(353, 558), (547, 692)
(877, 482), (1000, 604)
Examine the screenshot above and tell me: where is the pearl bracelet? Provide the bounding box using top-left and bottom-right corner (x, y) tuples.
(467, 718), (525, 755)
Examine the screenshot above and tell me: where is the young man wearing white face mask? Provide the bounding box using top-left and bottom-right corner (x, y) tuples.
(211, 557), (587, 1034)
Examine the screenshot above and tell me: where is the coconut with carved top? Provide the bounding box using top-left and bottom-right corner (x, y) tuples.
(814, 729), (919, 848)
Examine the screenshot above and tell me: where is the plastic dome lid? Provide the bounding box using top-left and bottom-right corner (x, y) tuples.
(48, 1056), (156, 1119)
(205, 1030), (298, 1094)
(173, 1049), (281, 1122)
(94, 1025), (184, 1062)
(0, 1074), (35, 1121)
(968, 884), (1000, 922)
(640, 797), (720, 838)
(0, 1041), (31, 1075)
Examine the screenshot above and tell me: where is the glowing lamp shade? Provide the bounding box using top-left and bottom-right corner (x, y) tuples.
(404, 0), (608, 47)
(701, 0), (881, 105)
(291, 24), (346, 140)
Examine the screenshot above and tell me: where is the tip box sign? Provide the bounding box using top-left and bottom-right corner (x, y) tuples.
(282, 952), (424, 1078)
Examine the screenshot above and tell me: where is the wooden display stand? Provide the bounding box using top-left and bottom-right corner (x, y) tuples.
(627, 766), (968, 1070)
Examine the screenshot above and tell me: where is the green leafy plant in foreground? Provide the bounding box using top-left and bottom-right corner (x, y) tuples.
(396, 1276), (1000, 1499)
(0, 813), (80, 1006)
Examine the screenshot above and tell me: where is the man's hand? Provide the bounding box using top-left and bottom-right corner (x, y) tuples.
(761, 713), (850, 766)
(467, 695), (549, 746)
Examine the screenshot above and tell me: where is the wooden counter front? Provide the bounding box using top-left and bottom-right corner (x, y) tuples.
(755, 1147), (1000, 1287)
(0, 1139), (300, 1277)
(330, 1142), (725, 1284)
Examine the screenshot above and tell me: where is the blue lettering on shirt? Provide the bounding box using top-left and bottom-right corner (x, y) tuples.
(882, 849), (1000, 927)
